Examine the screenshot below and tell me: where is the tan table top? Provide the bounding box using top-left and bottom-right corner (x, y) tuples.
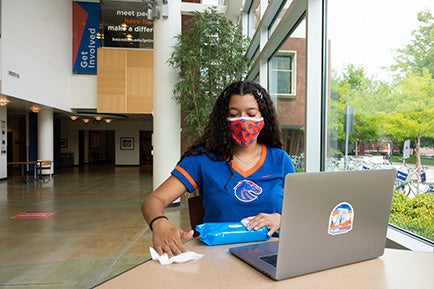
(96, 238), (434, 289)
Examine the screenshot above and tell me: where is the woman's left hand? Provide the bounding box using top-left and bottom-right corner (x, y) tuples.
(243, 213), (281, 236)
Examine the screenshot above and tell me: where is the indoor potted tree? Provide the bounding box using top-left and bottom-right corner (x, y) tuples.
(169, 8), (251, 142)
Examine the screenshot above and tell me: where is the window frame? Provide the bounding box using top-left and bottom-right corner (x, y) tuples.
(268, 50), (297, 99)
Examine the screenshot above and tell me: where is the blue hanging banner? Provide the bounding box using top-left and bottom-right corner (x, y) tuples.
(72, 2), (100, 74)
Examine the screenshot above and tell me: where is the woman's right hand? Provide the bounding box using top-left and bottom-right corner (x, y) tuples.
(151, 217), (194, 257)
(142, 176), (194, 257)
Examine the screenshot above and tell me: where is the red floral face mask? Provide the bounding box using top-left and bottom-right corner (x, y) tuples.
(227, 117), (264, 146)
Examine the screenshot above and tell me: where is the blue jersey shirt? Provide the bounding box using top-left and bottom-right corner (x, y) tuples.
(171, 145), (295, 222)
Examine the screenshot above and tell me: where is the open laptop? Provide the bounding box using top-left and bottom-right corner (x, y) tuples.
(229, 169), (396, 280)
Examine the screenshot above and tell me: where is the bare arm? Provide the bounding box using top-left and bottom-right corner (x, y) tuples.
(141, 175), (194, 257)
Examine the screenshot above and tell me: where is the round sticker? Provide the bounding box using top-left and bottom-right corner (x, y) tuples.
(328, 202), (354, 235)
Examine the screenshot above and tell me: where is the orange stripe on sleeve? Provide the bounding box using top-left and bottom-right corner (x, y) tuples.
(175, 165), (198, 190)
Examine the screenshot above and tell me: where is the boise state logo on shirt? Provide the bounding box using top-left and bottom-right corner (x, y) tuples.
(233, 180), (263, 202)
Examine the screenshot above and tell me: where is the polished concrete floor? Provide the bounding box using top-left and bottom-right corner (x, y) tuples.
(0, 164), (191, 289)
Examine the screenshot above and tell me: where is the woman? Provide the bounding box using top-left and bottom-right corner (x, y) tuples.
(142, 81), (295, 257)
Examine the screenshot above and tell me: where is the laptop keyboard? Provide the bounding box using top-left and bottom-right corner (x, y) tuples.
(260, 254), (278, 267)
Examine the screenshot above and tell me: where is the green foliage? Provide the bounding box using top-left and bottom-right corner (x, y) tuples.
(391, 11), (434, 78)
(421, 137), (434, 148)
(390, 155), (434, 166)
(168, 8), (251, 140)
(389, 191), (434, 241)
(329, 11), (434, 160)
(384, 11), (434, 153)
(377, 68), (434, 158)
(329, 64), (392, 148)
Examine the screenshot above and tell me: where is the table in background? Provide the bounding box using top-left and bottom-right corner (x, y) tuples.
(7, 161), (38, 183)
(96, 239), (434, 289)
(7, 160), (52, 183)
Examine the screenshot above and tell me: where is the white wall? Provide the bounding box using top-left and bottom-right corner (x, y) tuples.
(116, 125), (141, 165)
(0, 38), (3, 82)
(70, 75), (98, 109)
(1, 0), (72, 111)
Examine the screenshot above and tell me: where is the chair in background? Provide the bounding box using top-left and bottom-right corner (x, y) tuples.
(36, 160), (53, 181)
(188, 195), (205, 237)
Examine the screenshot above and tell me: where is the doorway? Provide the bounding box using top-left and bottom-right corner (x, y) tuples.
(140, 131), (152, 166)
(78, 130), (115, 165)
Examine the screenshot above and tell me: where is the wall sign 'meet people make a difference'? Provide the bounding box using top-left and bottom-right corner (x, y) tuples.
(100, 0), (154, 49)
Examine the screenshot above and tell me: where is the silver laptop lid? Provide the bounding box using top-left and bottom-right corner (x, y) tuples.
(275, 169), (396, 279)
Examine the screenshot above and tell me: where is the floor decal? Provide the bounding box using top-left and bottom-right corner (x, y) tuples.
(10, 211), (57, 219)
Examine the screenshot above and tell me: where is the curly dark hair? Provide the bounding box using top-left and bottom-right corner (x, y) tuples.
(182, 80), (283, 161)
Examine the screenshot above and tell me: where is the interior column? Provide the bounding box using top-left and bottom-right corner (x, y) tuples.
(152, 0), (182, 205)
(38, 108), (54, 175)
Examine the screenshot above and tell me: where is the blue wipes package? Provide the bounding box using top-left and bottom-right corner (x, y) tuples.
(195, 222), (270, 246)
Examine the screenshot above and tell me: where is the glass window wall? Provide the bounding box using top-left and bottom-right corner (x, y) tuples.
(327, 0), (434, 243)
(268, 19), (306, 168)
(247, 0), (261, 38)
(246, 0), (434, 247)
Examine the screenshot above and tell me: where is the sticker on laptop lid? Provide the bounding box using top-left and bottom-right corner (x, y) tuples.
(328, 202), (354, 235)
